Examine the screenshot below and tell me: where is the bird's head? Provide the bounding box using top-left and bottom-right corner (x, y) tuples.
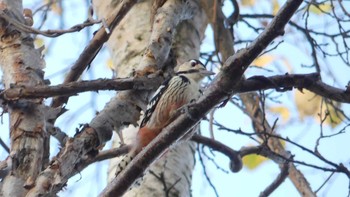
(176, 59), (215, 81)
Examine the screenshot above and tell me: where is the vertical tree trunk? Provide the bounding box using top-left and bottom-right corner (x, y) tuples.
(93, 0), (207, 196)
(0, 1), (48, 196)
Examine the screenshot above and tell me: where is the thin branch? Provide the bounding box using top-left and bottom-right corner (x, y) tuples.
(338, 0), (350, 18)
(197, 145), (219, 197)
(239, 145), (290, 165)
(226, 0), (240, 27)
(191, 134), (242, 172)
(0, 137), (9, 153)
(315, 172), (335, 194)
(259, 162), (290, 197)
(79, 145), (130, 170)
(200, 145), (229, 174)
(59, 145), (131, 183)
(0, 10), (100, 37)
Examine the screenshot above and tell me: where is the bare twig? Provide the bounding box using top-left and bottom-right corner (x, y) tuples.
(0, 10), (100, 37)
(338, 0), (350, 17)
(197, 145), (219, 197)
(0, 137), (9, 153)
(315, 172), (335, 194)
(226, 0), (240, 37)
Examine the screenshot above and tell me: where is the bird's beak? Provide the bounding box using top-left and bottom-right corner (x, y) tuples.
(200, 70), (215, 76)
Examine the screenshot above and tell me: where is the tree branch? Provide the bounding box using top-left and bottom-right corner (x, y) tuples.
(191, 135), (242, 172)
(78, 145), (130, 172)
(240, 73), (350, 103)
(0, 76), (162, 100)
(2, 73), (349, 104)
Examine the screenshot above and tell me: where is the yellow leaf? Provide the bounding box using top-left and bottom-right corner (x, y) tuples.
(241, 0), (255, 6)
(34, 37), (47, 54)
(294, 89), (322, 120)
(272, 0), (280, 15)
(309, 3), (332, 15)
(34, 37), (45, 48)
(106, 58), (114, 70)
(252, 55), (276, 67)
(242, 153), (267, 170)
(295, 90), (344, 128)
(279, 139), (286, 148)
(269, 106), (290, 123)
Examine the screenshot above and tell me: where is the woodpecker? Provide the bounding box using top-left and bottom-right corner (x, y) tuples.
(116, 59), (215, 176)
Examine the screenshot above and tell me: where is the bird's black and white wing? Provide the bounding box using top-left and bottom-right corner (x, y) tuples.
(140, 78), (171, 128)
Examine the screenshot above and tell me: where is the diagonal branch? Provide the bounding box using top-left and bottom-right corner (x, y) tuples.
(100, 0), (304, 196)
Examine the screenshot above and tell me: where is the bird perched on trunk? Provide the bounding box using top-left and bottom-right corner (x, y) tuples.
(116, 59), (215, 176)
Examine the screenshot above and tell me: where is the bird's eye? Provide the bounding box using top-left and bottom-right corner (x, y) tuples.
(190, 61), (196, 67)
